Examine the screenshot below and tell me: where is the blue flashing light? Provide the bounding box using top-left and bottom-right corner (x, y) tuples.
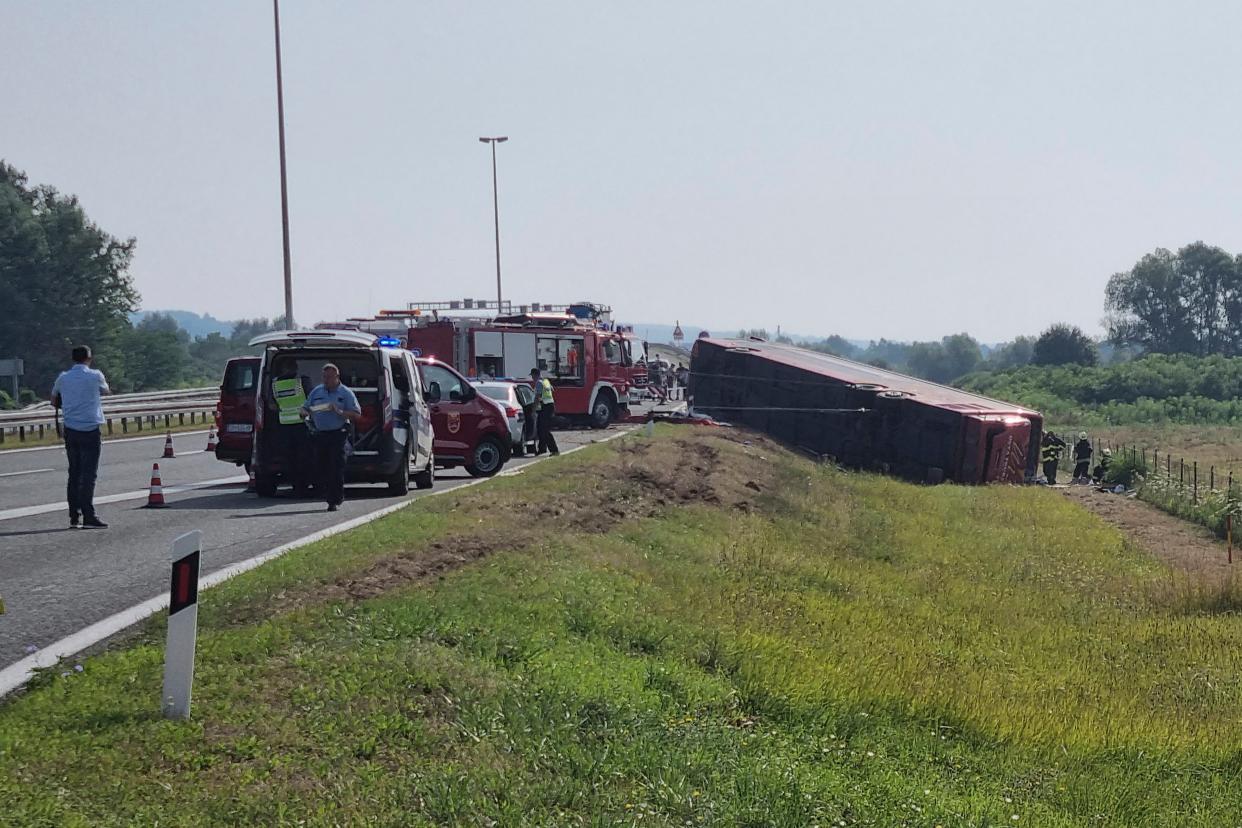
(377, 336), (401, 347)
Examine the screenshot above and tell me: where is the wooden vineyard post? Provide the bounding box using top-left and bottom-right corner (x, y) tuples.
(1229, 514), (1233, 565)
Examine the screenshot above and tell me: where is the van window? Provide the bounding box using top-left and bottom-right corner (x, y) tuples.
(224, 361), (258, 393)
(389, 355), (410, 405)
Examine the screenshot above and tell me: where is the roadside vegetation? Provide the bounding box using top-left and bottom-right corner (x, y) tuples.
(4, 428), (1242, 826)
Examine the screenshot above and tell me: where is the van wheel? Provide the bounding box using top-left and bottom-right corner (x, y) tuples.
(388, 450), (411, 495)
(255, 474), (278, 498)
(466, 437), (505, 478)
(414, 454), (434, 489)
(590, 393), (615, 429)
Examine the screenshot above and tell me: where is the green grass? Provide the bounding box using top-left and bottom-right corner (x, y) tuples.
(4, 429), (1242, 826)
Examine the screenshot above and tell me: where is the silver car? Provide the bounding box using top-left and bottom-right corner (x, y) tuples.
(471, 381), (534, 456)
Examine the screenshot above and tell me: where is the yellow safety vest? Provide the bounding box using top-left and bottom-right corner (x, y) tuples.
(273, 376), (307, 425)
(538, 378), (555, 406)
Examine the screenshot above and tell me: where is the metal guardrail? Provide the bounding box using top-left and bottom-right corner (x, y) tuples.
(0, 400), (220, 445)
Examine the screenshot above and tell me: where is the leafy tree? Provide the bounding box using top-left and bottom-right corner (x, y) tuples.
(1032, 324), (1098, 366)
(907, 334), (981, 384)
(808, 335), (858, 359)
(0, 162), (139, 394)
(986, 336), (1035, 370)
(1106, 242), (1242, 356)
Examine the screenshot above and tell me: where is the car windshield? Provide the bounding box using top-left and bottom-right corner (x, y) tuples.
(477, 386), (512, 403)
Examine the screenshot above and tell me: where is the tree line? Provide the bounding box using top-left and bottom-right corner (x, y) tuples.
(0, 162), (283, 407)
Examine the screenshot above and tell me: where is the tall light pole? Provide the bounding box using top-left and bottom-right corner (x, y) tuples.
(479, 136), (508, 315)
(273, 0), (294, 329)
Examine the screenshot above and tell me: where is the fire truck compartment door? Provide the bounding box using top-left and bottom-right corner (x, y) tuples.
(474, 332), (504, 358)
(503, 333), (537, 377)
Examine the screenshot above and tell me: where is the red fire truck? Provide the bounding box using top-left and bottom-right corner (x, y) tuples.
(387, 301), (642, 428)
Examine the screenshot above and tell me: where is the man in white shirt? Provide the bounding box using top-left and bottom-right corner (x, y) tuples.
(51, 346), (111, 528)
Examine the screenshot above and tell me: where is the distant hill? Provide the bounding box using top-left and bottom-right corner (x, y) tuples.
(130, 310), (235, 340)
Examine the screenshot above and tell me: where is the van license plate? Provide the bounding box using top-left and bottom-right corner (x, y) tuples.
(226, 423), (253, 433)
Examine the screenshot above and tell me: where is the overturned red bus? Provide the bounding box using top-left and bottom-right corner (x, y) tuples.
(689, 338), (1042, 484)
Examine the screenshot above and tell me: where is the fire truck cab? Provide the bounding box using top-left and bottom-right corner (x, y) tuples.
(405, 310), (636, 428)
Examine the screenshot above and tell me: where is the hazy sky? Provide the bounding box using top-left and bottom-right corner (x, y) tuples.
(5, 1), (1241, 342)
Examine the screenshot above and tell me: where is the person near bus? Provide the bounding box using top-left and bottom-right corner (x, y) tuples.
(300, 363), (361, 511)
(271, 356), (313, 494)
(530, 367), (559, 456)
(51, 345), (111, 528)
(1092, 448), (1113, 484)
(1040, 430), (1066, 484)
(1072, 431), (1093, 483)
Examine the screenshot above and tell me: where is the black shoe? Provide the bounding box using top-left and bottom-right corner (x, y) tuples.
(69, 514), (79, 528)
(550, 451), (560, 456)
(81, 516), (108, 529)
(327, 503), (339, 512)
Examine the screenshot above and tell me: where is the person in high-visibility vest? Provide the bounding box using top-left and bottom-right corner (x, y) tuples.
(1040, 430), (1066, 484)
(270, 356), (312, 493)
(530, 367), (559, 456)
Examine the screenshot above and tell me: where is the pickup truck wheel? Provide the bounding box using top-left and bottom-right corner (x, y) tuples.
(590, 393), (615, 429)
(413, 453), (434, 489)
(255, 474), (278, 498)
(466, 437), (505, 478)
(388, 450), (411, 495)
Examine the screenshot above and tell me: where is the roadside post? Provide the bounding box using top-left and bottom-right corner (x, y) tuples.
(1228, 514), (1233, 566)
(162, 530), (202, 720)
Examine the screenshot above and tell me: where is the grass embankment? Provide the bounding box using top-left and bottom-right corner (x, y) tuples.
(3, 429), (1242, 826)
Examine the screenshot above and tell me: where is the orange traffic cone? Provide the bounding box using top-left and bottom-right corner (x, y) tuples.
(205, 426), (217, 452)
(145, 463), (166, 508)
(162, 432), (175, 458)
(245, 467), (256, 493)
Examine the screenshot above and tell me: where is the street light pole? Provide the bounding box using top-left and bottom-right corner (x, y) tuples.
(479, 136), (508, 315)
(273, 0), (294, 329)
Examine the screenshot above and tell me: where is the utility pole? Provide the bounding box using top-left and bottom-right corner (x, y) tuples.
(273, 0), (294, 329)
(479, 136), (508, 315)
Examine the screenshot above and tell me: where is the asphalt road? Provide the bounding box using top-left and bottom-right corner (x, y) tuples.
(0, 425), (619, 668)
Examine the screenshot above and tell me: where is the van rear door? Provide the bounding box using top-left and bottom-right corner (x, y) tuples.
(216, 357), (260, 464)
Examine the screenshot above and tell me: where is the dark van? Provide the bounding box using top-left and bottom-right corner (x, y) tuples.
(416, 357), (512, 477)
(214, 356), (261, 468)
(251, 330), (435, 496)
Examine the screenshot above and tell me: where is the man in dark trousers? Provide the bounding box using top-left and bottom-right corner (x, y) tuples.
(1072, 431), (1093, 483)
(1041, 430), (1066, 484)
(51, 345), (111, 528)
(300, 363), (361, 511)
(530, 368), (559, 456)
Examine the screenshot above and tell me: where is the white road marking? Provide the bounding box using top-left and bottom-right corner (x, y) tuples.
(0, 429), (634, 697)
(0, 430), (211, 456)
(0, 475), (249, 521)
(0, 468), (53, 478)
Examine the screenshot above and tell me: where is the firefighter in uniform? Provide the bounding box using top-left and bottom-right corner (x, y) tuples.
(1041, 430), (1066, 484)
(1093, 448), (1112, 484)
(1071, 431), (1093, 483)
(530, 367), (559, 456)
(271, 356), (312, 493)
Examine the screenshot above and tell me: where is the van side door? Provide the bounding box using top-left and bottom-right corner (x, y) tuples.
(405, 352), (433, 461)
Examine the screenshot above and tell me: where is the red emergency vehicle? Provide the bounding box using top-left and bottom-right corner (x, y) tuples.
(387, 301), (642, 428)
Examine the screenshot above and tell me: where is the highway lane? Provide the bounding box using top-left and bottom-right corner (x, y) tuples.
(0, 430), (217, 515)
(0, 426), (617, 668)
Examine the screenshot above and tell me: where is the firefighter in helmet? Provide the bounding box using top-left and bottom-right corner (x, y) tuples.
(1071, 431), (1093, 483)
(1041, 430), (1066, 484)
(1093, 448), (1113, 484)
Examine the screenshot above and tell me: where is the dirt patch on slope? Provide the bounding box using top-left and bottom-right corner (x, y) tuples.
(1060, 486), (1233, 575)
(258, 430), (778, 614)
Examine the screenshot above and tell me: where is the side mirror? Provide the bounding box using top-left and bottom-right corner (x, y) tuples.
(426, 381), (442, 403)
(449, 387), (463, 402)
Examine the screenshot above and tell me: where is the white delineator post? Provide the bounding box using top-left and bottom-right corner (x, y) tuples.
(162, 530), (202, 720)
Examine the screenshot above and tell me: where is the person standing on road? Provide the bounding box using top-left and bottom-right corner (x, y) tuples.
(271, 356), (312, 495)
(51, 345), (111, 528)
(301, 363), (361, 512)
(530, 368), (559, 456)
(1072, 431), (1093, 483)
